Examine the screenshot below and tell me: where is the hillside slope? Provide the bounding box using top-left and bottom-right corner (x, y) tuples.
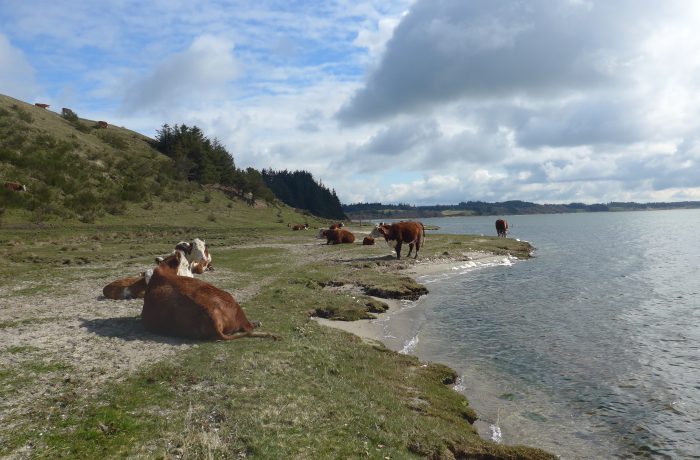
(0, 94), (196, 223)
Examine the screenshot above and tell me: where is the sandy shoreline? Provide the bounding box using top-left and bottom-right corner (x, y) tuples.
(313, 251), (516, 347)
(313, 251), (520, 442)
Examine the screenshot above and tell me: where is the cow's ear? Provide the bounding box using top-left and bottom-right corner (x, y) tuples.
(155, 256), (164, 264)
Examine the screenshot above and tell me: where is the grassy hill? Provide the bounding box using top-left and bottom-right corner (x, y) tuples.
(0, 94), (553, 459)
(0, 94), (193, 224)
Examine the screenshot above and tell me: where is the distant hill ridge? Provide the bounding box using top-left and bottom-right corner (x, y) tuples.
(343, 200), (700, 219)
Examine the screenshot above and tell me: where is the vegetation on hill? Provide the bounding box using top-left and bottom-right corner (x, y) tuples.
(154, 124), (275, 203)
(343, 199), (700, 219)
(0, 94), (185, 223)
(262, 169), (347, 220)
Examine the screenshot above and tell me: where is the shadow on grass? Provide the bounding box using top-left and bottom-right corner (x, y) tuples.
(80, 316), (198, 345)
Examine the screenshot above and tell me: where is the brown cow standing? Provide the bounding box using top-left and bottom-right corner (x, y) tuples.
(319, 228), (355, 244)
(142, 251), (277, 340)
(495, 219), (509, 237)
(34, 103), (49, 109)
(371, 221), (425, 259)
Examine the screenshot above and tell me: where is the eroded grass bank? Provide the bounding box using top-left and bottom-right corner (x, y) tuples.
(0, 197), (551, 459)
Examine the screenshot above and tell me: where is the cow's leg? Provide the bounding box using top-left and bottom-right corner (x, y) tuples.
(414, 239), (420, 259)
(407, 243), (414, 257)
(395, 241), (402, 259)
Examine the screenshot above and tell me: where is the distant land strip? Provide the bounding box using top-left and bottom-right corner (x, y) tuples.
(342, 200), (700, 219)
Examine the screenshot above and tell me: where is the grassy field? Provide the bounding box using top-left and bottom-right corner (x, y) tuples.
(0, 191), (554, 459)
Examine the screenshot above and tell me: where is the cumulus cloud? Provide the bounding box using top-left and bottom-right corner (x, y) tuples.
(121, 35), (239, 113)
(0, 33), (38, 100)
(336, 0), (696, 125)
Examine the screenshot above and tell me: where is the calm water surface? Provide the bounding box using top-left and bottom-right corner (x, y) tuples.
(381, 210), (700, 459)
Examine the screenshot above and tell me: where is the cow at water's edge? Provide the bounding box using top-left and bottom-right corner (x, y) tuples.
(495, 219), (508, 237)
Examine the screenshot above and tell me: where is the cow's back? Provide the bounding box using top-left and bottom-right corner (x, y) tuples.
(143, 273), (253, 339)
(392, 222), (423, 243)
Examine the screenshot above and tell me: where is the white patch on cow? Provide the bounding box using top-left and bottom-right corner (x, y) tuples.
(175, 250), (194, 277)
(188, 238), (208, 265)
(144, 268), (154, 284)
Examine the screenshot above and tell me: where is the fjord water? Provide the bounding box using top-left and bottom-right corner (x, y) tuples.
(389, 210), (700, 459)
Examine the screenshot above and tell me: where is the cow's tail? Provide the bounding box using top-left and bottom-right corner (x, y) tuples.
(420, 222), (426, 244)
(216, 329), (280, 341)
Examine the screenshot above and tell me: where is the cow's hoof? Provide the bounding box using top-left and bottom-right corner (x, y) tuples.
(251, 320), (262, 328)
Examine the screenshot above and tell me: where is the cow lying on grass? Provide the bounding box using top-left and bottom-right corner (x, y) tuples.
(178, 238), (213, 274)
(102, 238), (211, 300)
(142, 250), (277, 340)
(102, 271), (152, 300)
(370, 221), (425, 259)
(318, 228), (355, 244)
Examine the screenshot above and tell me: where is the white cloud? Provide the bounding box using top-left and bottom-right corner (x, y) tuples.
(0, 33), (38, 100)
(121, 35), (239, 114)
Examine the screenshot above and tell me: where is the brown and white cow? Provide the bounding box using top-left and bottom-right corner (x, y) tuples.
(170, 238), (213, 275)
(495, 219), (509, 237)
(103, 239), (212, 300)
(102, 270), (152, 300)
(289, 223), (308, 231)
(370, 221), (425, 259)
(142, 250), (277, 340)
(34, 103), (50, 109)
(4, 182), (27, 192)
(329, 222), (345, 230)
(362, 236), (375, 245)
(318, 228), (355, 245)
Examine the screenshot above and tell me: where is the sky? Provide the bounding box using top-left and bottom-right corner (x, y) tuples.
(2, 0), (700, 205)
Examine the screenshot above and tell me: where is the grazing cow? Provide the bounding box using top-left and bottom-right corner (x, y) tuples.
(370, 221), (425, 259)
(495, 219), (509, 237)
(318, 228), (355, 245)
(34, 103), (49, 109)
(4, 182), (27, 192)
(142, 250), (277, 340)
(102, 270), (152, 300)
(329, 222), (344, 230)
(362, 236), (375, 245)
(61, 108), (77, 118)
(96, 121), (108, 128)
(290, 223), (308, 231)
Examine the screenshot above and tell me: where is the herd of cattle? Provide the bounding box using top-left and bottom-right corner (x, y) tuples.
(100, 218), (509, 341)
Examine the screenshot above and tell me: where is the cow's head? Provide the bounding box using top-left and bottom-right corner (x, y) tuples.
(369, 225), (388, 239)
(317, 229), (329, 239)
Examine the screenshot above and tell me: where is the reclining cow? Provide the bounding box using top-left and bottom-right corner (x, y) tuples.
(177, 238), (213, 274)
(318, 228), (355, 244)
(142, 250), (277, 340)
(370, 221), (425, 259)
(102, 238), (210, 300)
(329, 222), (344, 230)
(102, 270), (152, 300)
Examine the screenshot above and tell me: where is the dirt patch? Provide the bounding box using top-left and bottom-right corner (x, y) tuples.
(0, 267), (261, 432)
